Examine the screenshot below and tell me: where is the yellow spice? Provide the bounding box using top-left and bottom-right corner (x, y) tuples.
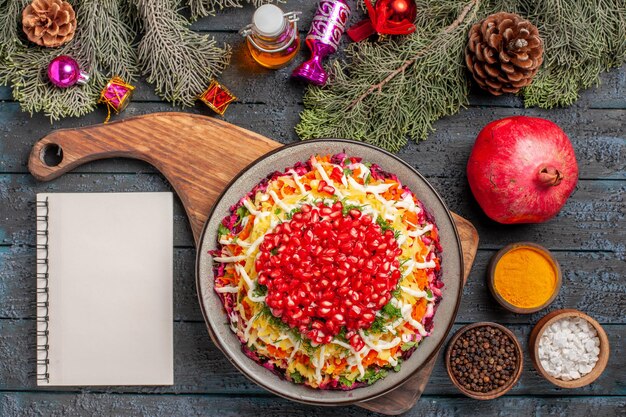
(494, 247), (557, 308)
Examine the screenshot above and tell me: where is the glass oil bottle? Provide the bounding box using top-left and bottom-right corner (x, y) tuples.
(240, 5), (301, 69)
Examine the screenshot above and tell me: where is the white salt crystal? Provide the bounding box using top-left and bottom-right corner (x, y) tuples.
(537, 317), (600, 381)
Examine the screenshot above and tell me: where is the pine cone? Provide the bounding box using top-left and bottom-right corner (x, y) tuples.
(22, 0), (77, 48)
(465, 12), (543, 95)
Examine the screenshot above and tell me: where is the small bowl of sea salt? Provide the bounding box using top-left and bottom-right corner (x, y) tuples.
(529, 309), (610, 388)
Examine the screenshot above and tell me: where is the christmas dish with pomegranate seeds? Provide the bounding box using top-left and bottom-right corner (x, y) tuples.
(211, 154), (443, 389)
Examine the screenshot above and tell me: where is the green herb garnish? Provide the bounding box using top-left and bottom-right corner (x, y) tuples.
(234, 205), (250, 227)
(364, 173), (372, 185)
(401, 341), (418, 352)
(339, 376), (355, 387)
(376, 216), (393, 233)
(358, 368), (388, 385)
(382, 302), (403, 319)
(274, 208), (281, 215)
(341, 203), (368, 217)
(368, 316), (387, 334)
(217, 223), (230, 237)
(290, 371), (304, 384)
(260, 306), (290, 331)
(285, 207), (301, 220)
(252, 285), (267, 298)
(336, 328), (348, 342)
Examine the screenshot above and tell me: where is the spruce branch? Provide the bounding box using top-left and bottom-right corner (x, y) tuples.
(297, 0), (625, 151)
(518, 0), (626, 108)
(347, 0), (478, 110)
(134, 0), (231, 107)
(296, 0), (482, 152)
(187, 0), (279, 20)
(3, 0), (138, 120)
(0, 0), (31, 84)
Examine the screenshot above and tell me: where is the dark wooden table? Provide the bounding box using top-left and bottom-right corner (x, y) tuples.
(1, 2), (624, 415)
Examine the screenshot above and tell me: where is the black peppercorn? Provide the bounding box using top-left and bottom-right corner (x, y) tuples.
(448, 325), (519, 394)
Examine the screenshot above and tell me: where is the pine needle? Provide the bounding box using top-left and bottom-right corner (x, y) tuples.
(518, 0), (626, 108)
(296, 0), (482, 152)
(134, 0), (231, 107)
(187, 0), (279, 20)
(296, 0), (626, 151)
(0, 0), (623, 132)
(1, 0), (138, 120)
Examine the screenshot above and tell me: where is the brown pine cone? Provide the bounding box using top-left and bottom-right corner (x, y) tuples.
(22, 0), (77, 48)
(465, 12), (543, 95)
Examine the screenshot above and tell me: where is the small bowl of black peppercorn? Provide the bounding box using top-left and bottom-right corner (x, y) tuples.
(445, 322), (523, 400)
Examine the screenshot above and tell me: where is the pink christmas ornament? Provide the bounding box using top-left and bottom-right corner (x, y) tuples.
(47, 55), (89, 88)
(292, 0), (351, 86)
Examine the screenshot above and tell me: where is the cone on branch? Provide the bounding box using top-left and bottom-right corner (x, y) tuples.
(465, 12), (543, 96)
(22, 0), (77, 48)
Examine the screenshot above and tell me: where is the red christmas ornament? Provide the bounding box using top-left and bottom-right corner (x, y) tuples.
(198, 80), (236, 116)
(347, 0), (417, 42)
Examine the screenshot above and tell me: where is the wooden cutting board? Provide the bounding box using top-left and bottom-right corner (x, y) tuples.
(28, 112), (478, 415)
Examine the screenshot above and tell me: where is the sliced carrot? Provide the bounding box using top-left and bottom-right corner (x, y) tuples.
(227, 244), (243, 256)
(295, 352), (311, 366)
(390, 346), (400, 357)
(362, 350), (378, 367)
(241, 298), (252, 318)
(430, 226), (439, 241)
(412, 298), (428, 322)
(374, 357), (388, 367)
(403, 211), (418, 225)
(267, 344), (288, 359)
(413, 270), (429, 289)
(332, 359), (348, 375)
(282, 185), (296, 195)
(238, 215), (255, 241)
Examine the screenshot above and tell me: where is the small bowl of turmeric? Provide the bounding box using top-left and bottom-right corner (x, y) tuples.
(488, 242), (562, 314)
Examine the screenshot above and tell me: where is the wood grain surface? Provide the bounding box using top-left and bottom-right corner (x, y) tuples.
(0, 1), (624, 415)
(28, 113), (280, 243)
(26, 112), (479, 414)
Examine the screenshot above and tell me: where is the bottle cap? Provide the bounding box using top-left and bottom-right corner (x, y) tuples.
(253, 4), (286, 38)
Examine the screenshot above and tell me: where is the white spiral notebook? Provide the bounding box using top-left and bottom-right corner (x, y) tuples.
(36, 192), (174, 386)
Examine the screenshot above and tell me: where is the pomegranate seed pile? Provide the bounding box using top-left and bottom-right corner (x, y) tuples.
(255, 202), (402, 349)
(212, 154), (444, 390)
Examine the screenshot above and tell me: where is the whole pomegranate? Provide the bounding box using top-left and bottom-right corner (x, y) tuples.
(467, 116), (578, 224)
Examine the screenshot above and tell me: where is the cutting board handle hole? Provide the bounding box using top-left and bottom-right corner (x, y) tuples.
(41, 143), (63, 167)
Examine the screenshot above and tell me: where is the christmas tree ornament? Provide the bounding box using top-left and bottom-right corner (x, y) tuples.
(292, 0), (351, 86)
(240, 4), (301, 69)
(47, 55), (89, 88)
(22, 0), (77, 48)
(198, 80), (236, 116)
(465, 12), (543, 95)
(347, 0), (417, 42)
(98, 77), (135, 123)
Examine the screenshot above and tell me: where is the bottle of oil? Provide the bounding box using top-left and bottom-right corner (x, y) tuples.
(240, 5), (301, 69)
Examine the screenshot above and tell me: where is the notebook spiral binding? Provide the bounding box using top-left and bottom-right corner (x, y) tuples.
(36, 198), (50, 383)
